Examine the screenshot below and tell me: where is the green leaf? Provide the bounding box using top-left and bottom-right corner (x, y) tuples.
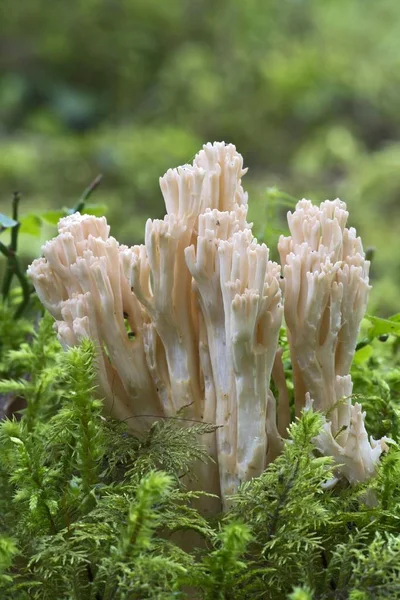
(0, 213), (18, 228)
(19, 214), (42, 237)
(365, 315), (400, 337)
(353, 344), (373, 365)
(9, 437), (24, 445)
(82, 203), (107, 217)
(29, 495), (38, 512)
(40, 210), (65, 225)
(63, 203), (107, 217)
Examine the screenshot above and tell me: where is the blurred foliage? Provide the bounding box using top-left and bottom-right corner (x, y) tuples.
(0, 0), (400, 312)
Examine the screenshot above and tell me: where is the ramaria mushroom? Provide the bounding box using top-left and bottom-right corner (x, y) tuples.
(29, 142), (283, 508)
(279, 199), (387, 483)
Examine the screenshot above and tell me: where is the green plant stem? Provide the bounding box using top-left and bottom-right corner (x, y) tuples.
(0, 241), (32, 317)
(72, 174), (103, 213)
(0, 192), (32, 317)
(0, 240), (13, 299)
(1, 193), (21, 296)
(265, 457), (300, 545)
(11, 191), (20, 252)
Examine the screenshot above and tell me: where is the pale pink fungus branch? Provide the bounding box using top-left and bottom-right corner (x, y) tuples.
(28, 146), (387, 504)
(29, 142), (283, 508)
(279, 199), (387, 482)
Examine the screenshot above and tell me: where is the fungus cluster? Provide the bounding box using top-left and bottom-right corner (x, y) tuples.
(28, 142), (388, 507)
(278, 199), (388, 483)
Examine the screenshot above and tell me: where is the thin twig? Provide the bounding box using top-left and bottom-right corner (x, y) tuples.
(72, 174), (103, 213)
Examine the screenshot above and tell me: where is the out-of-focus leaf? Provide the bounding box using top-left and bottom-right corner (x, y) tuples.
(40, 210), (65, 226)
(353, 344), (373, 365)
(365, 315), (400, 337)
(19, 214), (42, 237)
(0, 213), (18, 228)
(64, 203), (107, 217)
(82, 203), (107, 217)
(266, 187), (298, 208)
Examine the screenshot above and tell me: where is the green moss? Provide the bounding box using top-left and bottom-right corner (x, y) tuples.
(0, 298), (399, 598)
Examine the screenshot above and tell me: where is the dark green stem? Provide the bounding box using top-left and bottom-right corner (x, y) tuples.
(11, 191), (21, 252)
(0, 241), (32, 318)
(1, 240), (14, 299)
(72, 174), (103, 213)
(0, 192), (32, 317)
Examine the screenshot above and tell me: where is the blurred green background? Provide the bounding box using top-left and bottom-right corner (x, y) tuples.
(0, 0), (399, 314)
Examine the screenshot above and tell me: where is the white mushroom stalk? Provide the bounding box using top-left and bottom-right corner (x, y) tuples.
(279, 199), (387, 482)
(28, 142), (283, 508)
(186, 224), (283, 498)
